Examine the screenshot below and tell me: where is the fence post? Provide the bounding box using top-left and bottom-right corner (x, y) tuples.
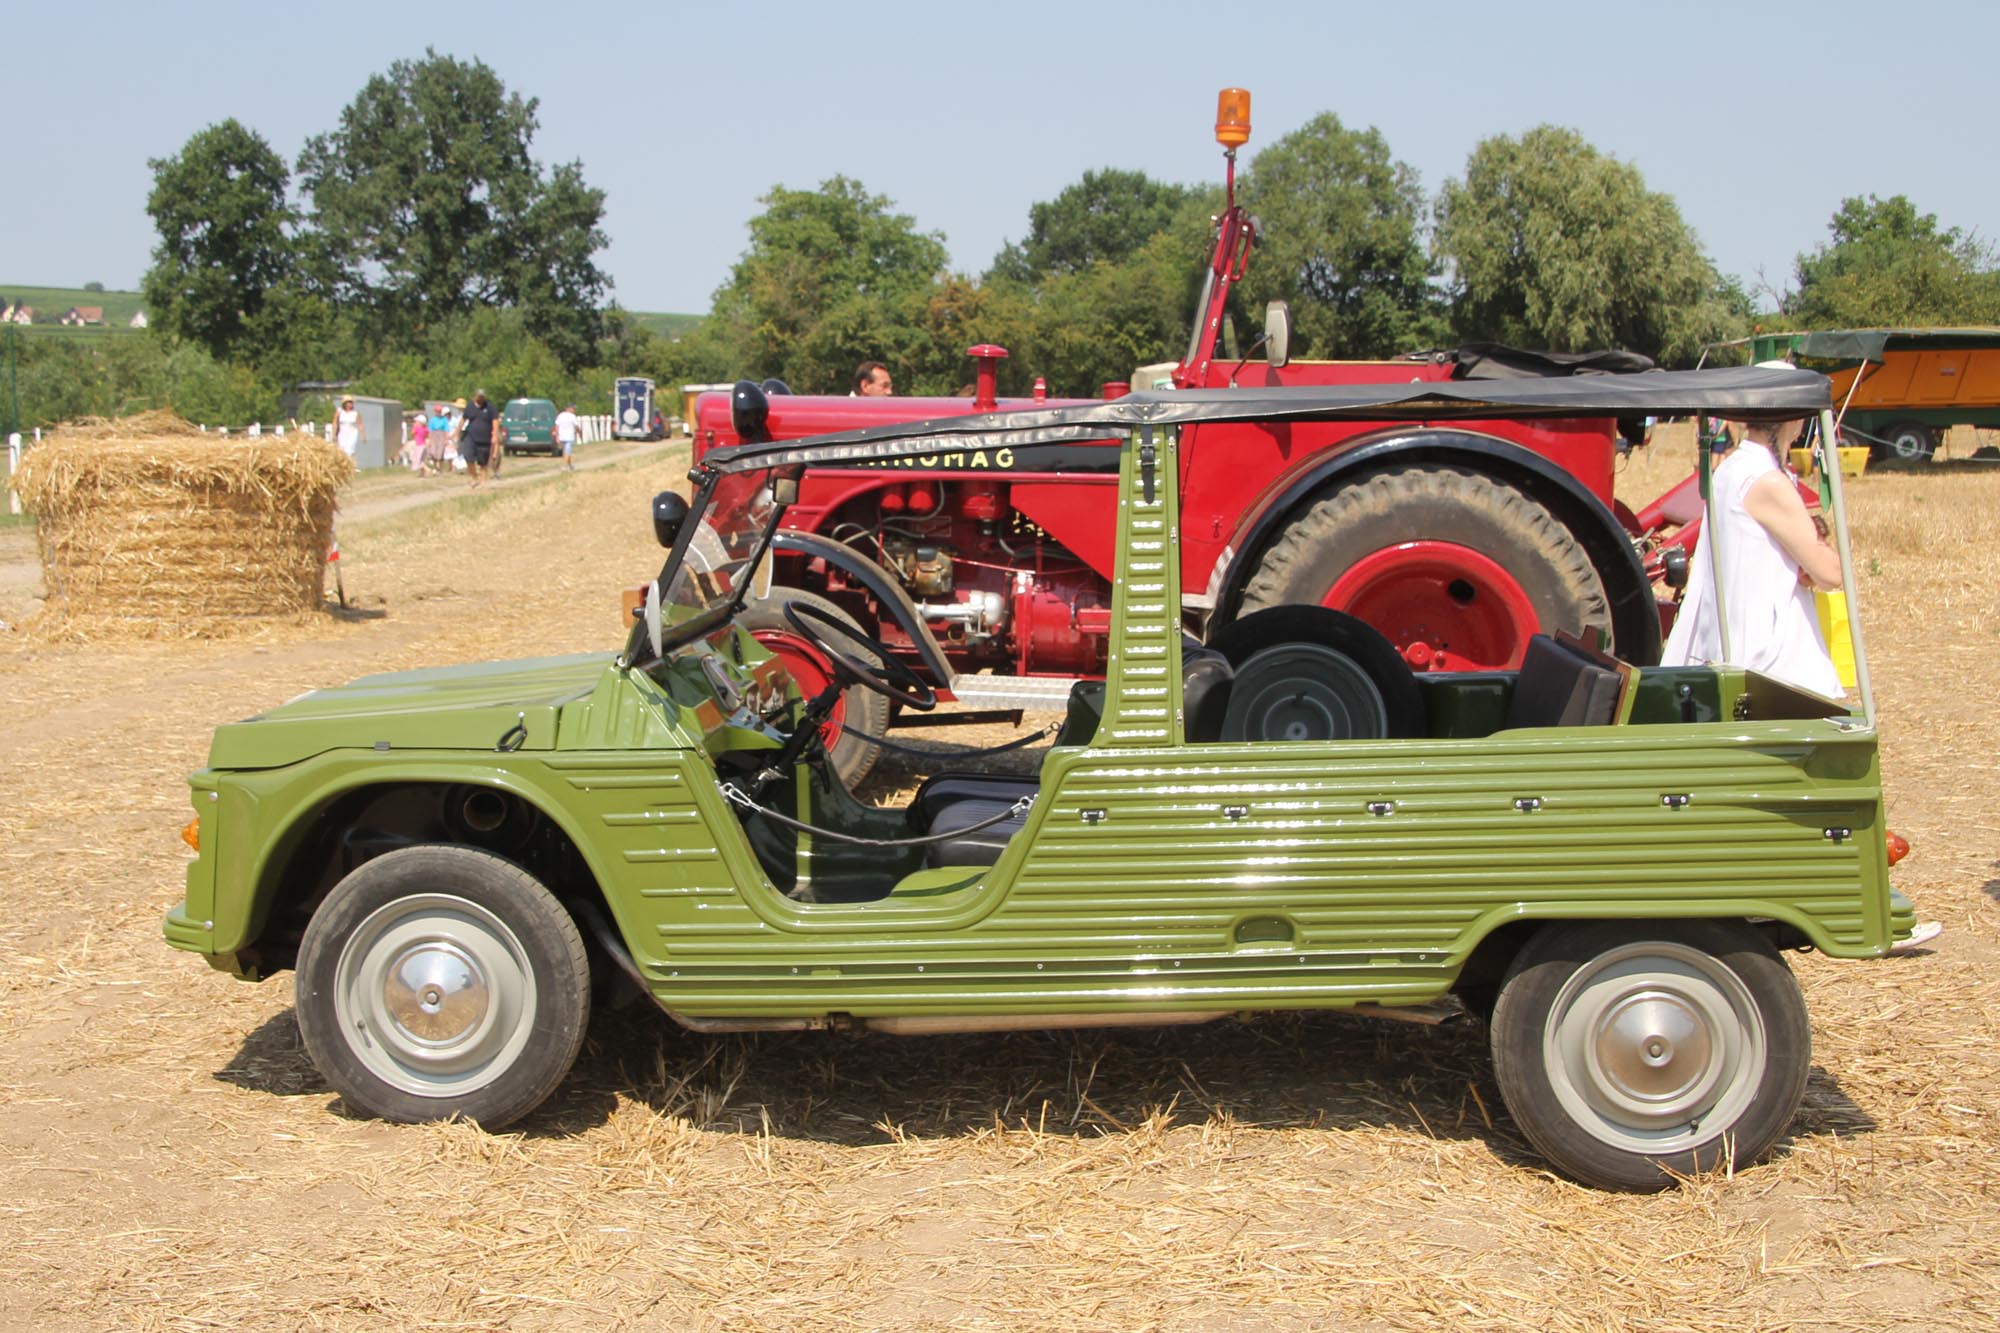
(7, 433), (19, 515)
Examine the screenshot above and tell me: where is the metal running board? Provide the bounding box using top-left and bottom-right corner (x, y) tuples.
(945, 674), (1082, 711)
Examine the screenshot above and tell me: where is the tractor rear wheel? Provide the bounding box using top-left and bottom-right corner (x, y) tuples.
(1238, 465), (1612, 671)
(741, 589), (889, 788)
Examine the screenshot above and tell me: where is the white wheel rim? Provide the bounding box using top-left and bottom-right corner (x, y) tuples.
(332, 893), (538, 1100)
(1543, 940), (1765, 1155)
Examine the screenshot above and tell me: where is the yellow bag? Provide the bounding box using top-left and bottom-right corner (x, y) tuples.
(1816, 590), (1857, 689)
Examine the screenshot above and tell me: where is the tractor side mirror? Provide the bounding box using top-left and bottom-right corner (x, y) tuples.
(652, 491), (690, 548)
(771, 474), (800, 507)
(1661, 546), (1689, 591)
(1264, 301), (1291, 369)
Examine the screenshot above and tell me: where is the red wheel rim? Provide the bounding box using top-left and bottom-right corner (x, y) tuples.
(1324, 541), (1541, 671)
(752, 629), (849, 747)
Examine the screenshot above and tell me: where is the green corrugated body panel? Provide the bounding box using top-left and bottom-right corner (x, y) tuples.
(1097, 428), (1181, 747)
(623, 722), (1890, 1018)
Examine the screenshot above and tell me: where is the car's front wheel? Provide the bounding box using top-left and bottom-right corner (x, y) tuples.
(1489, 919), (1809, 1190)
(295, 844), (591, 1128)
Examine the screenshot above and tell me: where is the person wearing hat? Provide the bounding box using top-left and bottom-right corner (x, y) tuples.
(460, 390), (499, 490)
(334, 395), (363, 459)
(554, 401), (581, 471)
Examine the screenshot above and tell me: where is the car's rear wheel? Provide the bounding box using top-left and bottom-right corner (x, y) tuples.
(295, 844), (590, 1128)
(1489, 919), (1809, 1190)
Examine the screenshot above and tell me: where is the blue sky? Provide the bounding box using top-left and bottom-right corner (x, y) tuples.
(5, 0), (1995, 316)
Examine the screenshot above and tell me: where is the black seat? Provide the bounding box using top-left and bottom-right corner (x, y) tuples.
(911, 643), (1235, 868)
(1504, 633), (1627, 730)
(909, 772), (1038, 868)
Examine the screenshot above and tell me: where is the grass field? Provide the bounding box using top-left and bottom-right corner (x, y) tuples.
(626, 309), (703, 339)
(0, 282), (146, 328)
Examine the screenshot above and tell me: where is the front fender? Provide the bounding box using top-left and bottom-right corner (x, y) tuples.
(203, 753), (666, 961)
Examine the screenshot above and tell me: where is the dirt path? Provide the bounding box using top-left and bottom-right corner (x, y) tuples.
(0, 456), (1995, 1330)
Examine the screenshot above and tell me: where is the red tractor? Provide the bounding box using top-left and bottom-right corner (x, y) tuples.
(693, 89), (1664, 784)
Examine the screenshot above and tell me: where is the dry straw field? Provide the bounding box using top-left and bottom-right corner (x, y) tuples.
(0, 432), (1995, 1331)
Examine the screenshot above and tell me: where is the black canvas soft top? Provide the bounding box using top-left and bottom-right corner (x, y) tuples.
(703, 365), (1832, 475)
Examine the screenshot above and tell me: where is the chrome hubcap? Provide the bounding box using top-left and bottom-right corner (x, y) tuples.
(333, 893), (536, 1100)
(382, 941), (489, 1044)
(1544, 941), (1763, 1153)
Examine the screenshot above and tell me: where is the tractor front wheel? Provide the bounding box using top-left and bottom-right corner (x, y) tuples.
(1238, 465), (1612, 671)
(741, 589), (889, 788)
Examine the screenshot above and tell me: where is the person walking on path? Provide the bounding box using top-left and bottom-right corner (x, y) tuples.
(424, 403), (452, 475)
(1661, 412), (1844, 696)
(402, 412), (429, 471)
(555, 403), (581, 471)
(460, 391), (499, 490)
(334, 395), (363, 459)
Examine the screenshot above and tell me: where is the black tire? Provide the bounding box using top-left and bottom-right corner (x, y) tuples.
(740, 588), (890, 788)
(1878, 421), (1936, 462)
(1489, 919), (1810, 1191)
(1207, 605), (1424, 740)
(1239, 465), (1613, 667)
(295, 845), (591, 1128)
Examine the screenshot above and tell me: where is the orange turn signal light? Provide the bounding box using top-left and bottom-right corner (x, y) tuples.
(1215, 87), (1251, 148)
(180, 817), (200, 852)
(1885, 829), (1909, 866)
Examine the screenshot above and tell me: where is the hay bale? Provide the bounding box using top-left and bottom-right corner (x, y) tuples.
(11, 410), (355, 638)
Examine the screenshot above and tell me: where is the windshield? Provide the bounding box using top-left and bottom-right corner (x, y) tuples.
(652, 467), (788, 654)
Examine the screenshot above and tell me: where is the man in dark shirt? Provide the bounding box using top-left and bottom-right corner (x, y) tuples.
(461, 391), (498, 490)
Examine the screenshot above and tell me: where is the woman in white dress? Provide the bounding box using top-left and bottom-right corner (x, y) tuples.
(334, 396), (363, 459)
(1661, 414), (1844, 696)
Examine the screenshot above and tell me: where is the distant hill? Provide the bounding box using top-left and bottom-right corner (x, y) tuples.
(1, 284), (147, 332)
(626, 310), (703, 339)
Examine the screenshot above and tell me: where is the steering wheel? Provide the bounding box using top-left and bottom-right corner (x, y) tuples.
(781, 599), (937, 712)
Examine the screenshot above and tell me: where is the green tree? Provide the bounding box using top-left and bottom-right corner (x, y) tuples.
(1434, 126), (1741, 363)
(141, 119), (298, 362)
(990, 168), (1195, 282)
(296, 49), (609, 370)
(1789, 194), (2000, 327)
(705, 177), (949, 389)
(1238, 113), (1443, 358)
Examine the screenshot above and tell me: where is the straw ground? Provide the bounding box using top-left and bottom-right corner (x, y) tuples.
(0, 439), (1995, 1330)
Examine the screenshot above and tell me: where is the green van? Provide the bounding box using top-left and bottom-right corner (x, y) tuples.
(501, 398), (557, 454)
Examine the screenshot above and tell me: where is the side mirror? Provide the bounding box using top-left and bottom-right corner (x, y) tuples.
(651, 491), (690, 549)
(1264, 301), (1291, 369)
(731, 379), (772, 444)
(1662, 546), (1689, 591)
(771, 474), (800, 507)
